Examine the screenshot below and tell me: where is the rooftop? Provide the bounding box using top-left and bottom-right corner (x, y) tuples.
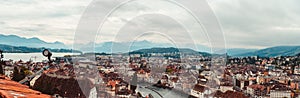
(0, 75), (50, 98)
(247, 84), (266, 91)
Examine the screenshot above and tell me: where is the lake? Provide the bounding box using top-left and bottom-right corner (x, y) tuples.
(2, 53), (81, 62)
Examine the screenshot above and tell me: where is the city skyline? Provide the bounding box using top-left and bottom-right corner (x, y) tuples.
(1, 0), (300, 98)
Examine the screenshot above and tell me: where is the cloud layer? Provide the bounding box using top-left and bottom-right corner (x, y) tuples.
(0, 0), (92, 44)
(209, 0), (300, 48)
(0, 0), (300, 49)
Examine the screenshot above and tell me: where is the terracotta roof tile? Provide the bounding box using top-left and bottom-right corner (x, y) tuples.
(193, 84), (207, 92)
(0, 75), (50, 98)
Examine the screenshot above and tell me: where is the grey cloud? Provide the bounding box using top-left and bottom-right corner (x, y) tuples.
(210, 0), (300, 48)
(1, 0), (299, 49)
(0, 22), (5, 25)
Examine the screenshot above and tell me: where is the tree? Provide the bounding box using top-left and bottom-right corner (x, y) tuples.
(12, 67), (26, 82)
(0, 65), (3, 75)
(24, 70), (32, 75)
(19, 69), (26, 81)
(297, 53), (300, 57)
(12, 66), (20, 81)
(0, 60), (4, 75)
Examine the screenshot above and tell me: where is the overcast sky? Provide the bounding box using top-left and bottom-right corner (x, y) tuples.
(0, 0), (300, 49)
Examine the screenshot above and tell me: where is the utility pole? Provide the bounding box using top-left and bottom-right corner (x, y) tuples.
(0, 49), (3, 75)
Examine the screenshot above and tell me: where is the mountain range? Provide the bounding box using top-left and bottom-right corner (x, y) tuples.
(129, 46), (300, 57)
(234, 46), (300, 57)
(75, 40), (214, 53)
(226, 48), (257, 56)
(1, 34), (300, 57)
(0, 44), (80, 53)
(85, 41), (300, 57)
(129, 47), (212, 57)
(0, 34), (67, 49)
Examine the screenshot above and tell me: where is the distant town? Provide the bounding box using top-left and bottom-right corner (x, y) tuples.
(0, 47), (300, 98)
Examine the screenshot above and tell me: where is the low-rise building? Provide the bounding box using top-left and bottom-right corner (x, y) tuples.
(190, 84), (210, 98)
(246, 84), (267, 97)
(270, 84), (291, 98)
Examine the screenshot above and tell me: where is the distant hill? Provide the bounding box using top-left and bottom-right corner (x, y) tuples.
(5, 34), (299, 57)
(75, 40), (176, 53)
(227, 48), (257, 56)
(129, 47), (211, 56)
(75, 40), (212, 53)
(0, 44), (81, 53)
(235, 46), (300, 57)
(0, 34), (67, 49)
(132, 47), (181, 53)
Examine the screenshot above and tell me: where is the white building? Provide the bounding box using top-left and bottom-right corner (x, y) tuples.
(4, 65), (13, 78)
(190, 84), (211, 98)
(220, 85), (233, 93)
(270, 85), (291, 98)
(270, 90), (291, 98)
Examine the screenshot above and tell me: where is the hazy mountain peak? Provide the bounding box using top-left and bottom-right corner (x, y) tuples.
(0, 34), (67, 49)
(234, 46), (300, 57)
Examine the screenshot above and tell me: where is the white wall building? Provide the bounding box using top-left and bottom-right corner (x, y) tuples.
(270, 90), (291, 98)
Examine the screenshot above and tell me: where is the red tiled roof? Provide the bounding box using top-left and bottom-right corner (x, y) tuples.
(248, 84), (266, 91)
(271, 84), (290, 91)
(193, 84), (207, 92)
(0, 75), (50, 98)
(213, 90), (249, 98)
